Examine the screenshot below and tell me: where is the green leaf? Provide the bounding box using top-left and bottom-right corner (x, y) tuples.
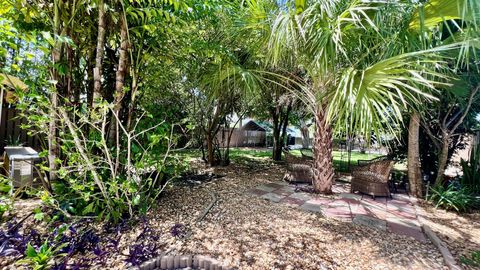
(34, 212), (44, 221)
(82, 202), (95, 215)
(295, 0), (305, 14)
(26, 243), (37, 258)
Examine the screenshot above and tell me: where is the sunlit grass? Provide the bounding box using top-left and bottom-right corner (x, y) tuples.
(176, 147), (386, 172)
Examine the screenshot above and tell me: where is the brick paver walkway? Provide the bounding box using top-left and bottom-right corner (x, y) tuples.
(247, 181), (426, 242)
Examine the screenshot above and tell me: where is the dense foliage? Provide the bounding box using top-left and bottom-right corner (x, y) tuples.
(0, 0), (479, 267)
(460, 140), (480, 194)
(0, 214), (164, 268)
(427, 184), (478, 212)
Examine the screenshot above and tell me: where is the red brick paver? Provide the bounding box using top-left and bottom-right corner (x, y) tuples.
(248, 181), (426, 241)
(280, 196), (305, 206)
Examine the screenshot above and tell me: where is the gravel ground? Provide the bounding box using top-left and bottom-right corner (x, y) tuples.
(419, 202), (480, 269)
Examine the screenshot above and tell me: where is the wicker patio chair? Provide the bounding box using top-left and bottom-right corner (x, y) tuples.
(283, 149), (314, 184)
(350, 159), (394, 199)
(356, 155), (388, 166)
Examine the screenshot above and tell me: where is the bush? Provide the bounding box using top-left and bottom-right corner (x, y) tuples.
(18, 95), (188, 222)
(427, 184), (478, 212)
(460, 141), (480, 194)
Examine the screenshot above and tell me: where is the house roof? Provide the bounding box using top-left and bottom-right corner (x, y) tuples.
(238, 119), (305, 138)
(241, 120), (267, 132)
(255, 121), (272, 132)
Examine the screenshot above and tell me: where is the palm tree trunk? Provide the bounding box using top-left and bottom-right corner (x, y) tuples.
(312, 106), (334, 194)
(407, 112), (423, 197)
(93, 0), (106, 106)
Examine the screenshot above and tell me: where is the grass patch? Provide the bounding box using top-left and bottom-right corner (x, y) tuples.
(176, 147), (384, 172)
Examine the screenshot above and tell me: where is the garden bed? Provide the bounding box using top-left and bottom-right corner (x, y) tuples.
(418, 202), (480, 269)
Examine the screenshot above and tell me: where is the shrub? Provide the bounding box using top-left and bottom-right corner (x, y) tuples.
(0, 176), (12, 219)
(17, 95), (188, 222)
(427, 184), (477, 212)
(17, 240), (67, 270)
(460, 141), (480, 194)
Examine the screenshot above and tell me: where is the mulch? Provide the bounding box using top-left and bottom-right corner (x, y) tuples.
(2, 159), (447, 269)
(418, 201), (480, 269)
(121, 160), (446, 269)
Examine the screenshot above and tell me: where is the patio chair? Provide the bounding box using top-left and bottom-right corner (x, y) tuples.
(282, 149), (314, 184)
(356, 155), (388, 166)
(350, 159), (394, 199)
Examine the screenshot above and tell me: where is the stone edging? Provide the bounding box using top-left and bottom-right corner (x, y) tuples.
(410, 198), (462, 270)
(129, 254), (232, 270)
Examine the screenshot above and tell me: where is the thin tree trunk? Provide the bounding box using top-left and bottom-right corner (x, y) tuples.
(300, 119), (310, 148)
(207, 133), (214, 165)
(408, 112), (423, 197)
(126, 76), (138, 132)
(66, 27), (74, 102)
(48, 0), (62, 181)
(434, 86), (479, 186)
(86, 51), (95, 107)
(435, 135), (450, 186)
(93, 0), (106, 106)
(205, 103), (223, 166)
(272, 107), (281, 161)
(312, 106), (334, 194)
(109, 15), (129, 144)
(280, 103), (292, 147)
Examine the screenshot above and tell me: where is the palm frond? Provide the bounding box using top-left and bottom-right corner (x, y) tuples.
(326, 48), (455, 141)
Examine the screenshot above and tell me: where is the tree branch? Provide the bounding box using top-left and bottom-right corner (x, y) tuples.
(450, 86), (479, 133)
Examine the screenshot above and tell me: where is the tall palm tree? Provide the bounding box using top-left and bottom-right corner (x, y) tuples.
(240, 0), (475, 193)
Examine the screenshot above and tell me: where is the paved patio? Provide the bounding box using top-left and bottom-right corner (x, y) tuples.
(247, 181), (426, 242)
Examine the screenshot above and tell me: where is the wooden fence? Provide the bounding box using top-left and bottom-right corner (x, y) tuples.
(0, 106), (43, 155)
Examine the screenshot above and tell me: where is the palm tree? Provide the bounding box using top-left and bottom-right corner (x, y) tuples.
(241, 0), (475, 193)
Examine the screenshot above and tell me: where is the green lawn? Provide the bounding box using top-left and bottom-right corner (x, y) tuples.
(177, 147), (382, 172)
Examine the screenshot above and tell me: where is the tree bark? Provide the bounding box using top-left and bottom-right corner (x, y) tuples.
(66, 27), (74, 102)
(407, 112), (423, 197)
(434, 86), (479, 186)
(312, 106), (334, 194)
(109, 15), (129, 144)
(48, 0), (62, 181)
(271, 107), (281, 161)
(300, 119), (310, 148)
(435, 134), (450, 186)
(126, 76), (138, 132)
(280, 103), (292, 148)
(206, 132), (215, 165)
(93, 0), (106, 106)
(204, 102), (223, 166)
